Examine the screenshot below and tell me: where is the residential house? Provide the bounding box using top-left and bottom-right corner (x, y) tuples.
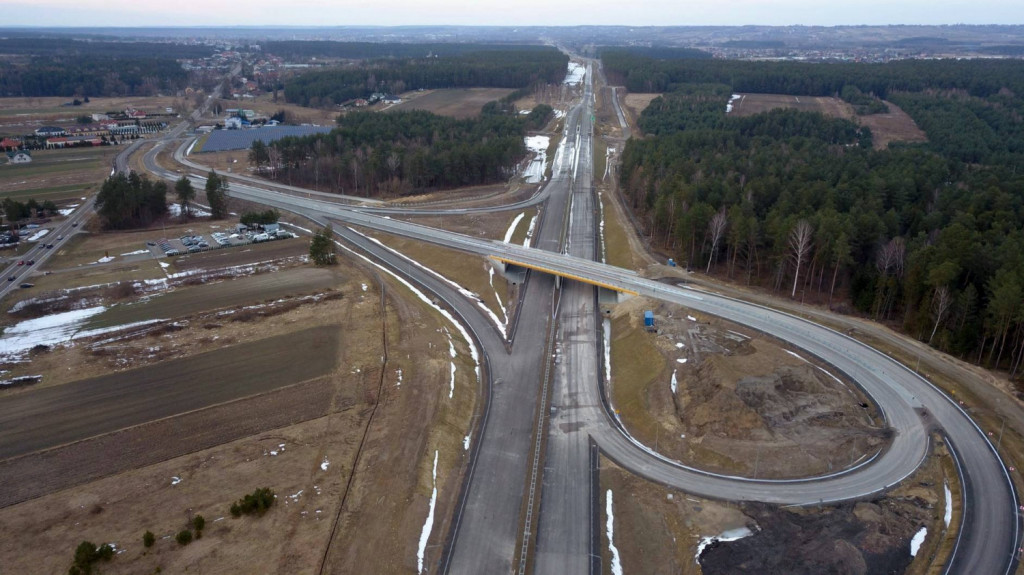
(34, 126), (66, 137)
(0, 138), (22, 151)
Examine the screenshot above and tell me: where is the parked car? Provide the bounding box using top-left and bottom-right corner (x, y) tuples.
(19, 283), (33, 289)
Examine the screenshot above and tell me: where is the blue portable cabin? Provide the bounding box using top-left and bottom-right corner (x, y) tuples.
(644, 310), (655, 327)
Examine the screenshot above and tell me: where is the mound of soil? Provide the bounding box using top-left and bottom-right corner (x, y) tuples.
(700, 500), (930, 575)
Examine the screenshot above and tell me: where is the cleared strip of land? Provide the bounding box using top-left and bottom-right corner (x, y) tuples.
(0, 325), (340, 460)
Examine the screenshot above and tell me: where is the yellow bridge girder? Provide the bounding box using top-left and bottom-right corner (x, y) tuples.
(488, 255), (639, 295)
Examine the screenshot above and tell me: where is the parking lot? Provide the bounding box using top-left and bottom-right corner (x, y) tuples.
(147, 226), (296, 258)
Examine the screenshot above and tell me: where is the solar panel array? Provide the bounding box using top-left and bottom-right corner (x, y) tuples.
(199, 125), (333, 152)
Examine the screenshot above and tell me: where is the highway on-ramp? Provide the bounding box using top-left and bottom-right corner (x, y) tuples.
(147, 68), (1021, 574)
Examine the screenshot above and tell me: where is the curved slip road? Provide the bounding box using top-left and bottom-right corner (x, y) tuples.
(149, 92), (1021, 575)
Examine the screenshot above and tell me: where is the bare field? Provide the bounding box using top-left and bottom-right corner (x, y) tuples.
(387, 88), (515, 119)
(729, 93), (927, 149)
(0, 146), (116, 202)
(623, 93), (661, 131)
(0, 96), (188, 136)
(607, 295), (888, 479)
(0, 258), (478, 574)
(857, 100), (929, 149)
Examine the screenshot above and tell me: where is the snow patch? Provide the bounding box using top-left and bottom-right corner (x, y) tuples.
(523, 135), (550, 183)
(1, 306), (107, 361)
(606, 489), (623, 575)
(696, 526), (753, 563)
(726, 94), (742, 114)
(95, 256), (115, 264)
(602, 318), (612, 384)
(564, 62), (586, 86)
(909, 526), (927, 556)
(687, 315), (697, 322)
(503, 212), (525, 244)
(26, 229), (50, 242)
(170, 476), (181, 486)
(361, 283), (368, 292)
(168, 203), (212, 217)
(676, 358), (688, 364)
(943, 483), (952, 527)
(396, 368), (403, 387)
(675, 342), (685, 349)
(120, 249), (149, 256)
(670, 369), (678, 394)
(416, 450), (439, 574)
(463, 435), (471, 451)
(784, 350), (809, 363)
(523, 214), (538, 247)
(320, 457), (330, 471)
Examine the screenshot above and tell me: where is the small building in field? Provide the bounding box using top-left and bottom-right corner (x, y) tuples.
(263, 222), (280, 234)
(0, 138), (22, 151)
(225, 117), (244, 130)
(643, 310), (655, 328)
(6, 150), (32, 164)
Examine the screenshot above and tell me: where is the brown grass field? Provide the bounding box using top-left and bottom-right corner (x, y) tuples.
(386, 88), (515, 119)
(729, 93), (927, 149)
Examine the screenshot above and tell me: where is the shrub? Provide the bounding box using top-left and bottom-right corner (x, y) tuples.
(231, 487), (276, 517)
(175, 530), (193, 546)
(192, 514), (205, 538)
(143, 530), (155, 548)
(69, 541), (114, 574)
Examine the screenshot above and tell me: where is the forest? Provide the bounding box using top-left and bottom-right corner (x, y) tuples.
(263, 41), (557, 60)
(0, 56), (190, 97)
(282, 48), (568, 107)
(249, 104), (552, 196)
(95, 172), (168, 229)
(612, 59), (1024, 377)
(0, 38), (213, 59)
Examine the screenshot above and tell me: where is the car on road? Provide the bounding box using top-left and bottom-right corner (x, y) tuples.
(7, 275), (15, 281)
(57, 236), (63, 240)
(72, 222), (78, 227)
(45, 244), (53, 249)
(17, 260), (24, 266)
(26, 260), (34, 265)
(146, 241), (156, 247)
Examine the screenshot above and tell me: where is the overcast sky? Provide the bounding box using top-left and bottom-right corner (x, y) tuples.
(3, 0), (1022, 27)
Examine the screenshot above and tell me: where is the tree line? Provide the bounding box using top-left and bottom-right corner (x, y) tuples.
(263, 41), (558, 60)
(601, 50), (1024, 99)
(0, 55), (190, 97)
(616, 81), (1024, 375)
(282, 48), (568, 107)
(249, 105), (551, 197)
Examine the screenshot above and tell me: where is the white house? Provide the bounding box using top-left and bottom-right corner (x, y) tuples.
(225, 117), (243, 130)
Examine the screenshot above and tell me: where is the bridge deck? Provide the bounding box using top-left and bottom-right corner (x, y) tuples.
(488, 255), (638, 295)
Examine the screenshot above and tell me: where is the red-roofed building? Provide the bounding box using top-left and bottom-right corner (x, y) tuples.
(0, 138), (21, 151)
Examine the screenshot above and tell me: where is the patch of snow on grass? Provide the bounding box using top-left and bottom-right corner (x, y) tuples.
(696, 526), (753, 563)
(944, 483), (952, 527)
(120, 249), (149, 256)
(503, 212), (526, 244)
(523, 214), (538, 247)
(687, 315), (697, 322)
(726, 94), (742, 113)
(606, 489), (623, 575)
(58, 204), (80, 216)
(168, 203), (212, 217)
(170, 476), (181, 486)
(417, 450), (439, 574)
(320, 457), (330, 471)
(676, 358), (688, 364)
(361, 283), (368, 292)
(675, 342), (685, 348)
(670, 369), (678, 394)
(564, 62), (586, 85)
(396, 368), (403, 387)
(446, 330), (458, 399)
(909, 526), (927, 556)
(523, 135), (550, 183)
(488, 266), (508, 325)
(26, 229), (49, 242)
(0, 306), (107, 361)
(784, 350), (808, 363)
(463, 435), (470, 451)
(95, 256), (115, 264)
(603, 318), (612, 384)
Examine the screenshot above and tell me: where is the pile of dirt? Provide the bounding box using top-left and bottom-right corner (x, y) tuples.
(700, 498), (932, 575)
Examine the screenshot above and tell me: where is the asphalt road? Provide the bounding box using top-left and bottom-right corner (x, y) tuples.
(144, 67), (1022, 574)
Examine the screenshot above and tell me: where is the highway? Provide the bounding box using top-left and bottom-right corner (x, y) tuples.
(144, 65), (1022, 574)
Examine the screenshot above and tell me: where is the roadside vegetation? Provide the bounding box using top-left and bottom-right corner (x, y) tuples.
(608, 54), (1024, 377)
(253, 104), (552, 197)
(95, 172), (168, 229)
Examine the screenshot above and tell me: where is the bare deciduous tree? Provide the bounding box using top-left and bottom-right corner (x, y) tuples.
(706, 209), (728, 273)
(789, 219), (813, 298)
(930, 285), (953, 344)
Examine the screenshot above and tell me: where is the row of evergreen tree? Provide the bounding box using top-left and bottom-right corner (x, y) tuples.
(248, 105), (552, 197)
(0, 56), (190, 98)
(615, 79), (1024, 375)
